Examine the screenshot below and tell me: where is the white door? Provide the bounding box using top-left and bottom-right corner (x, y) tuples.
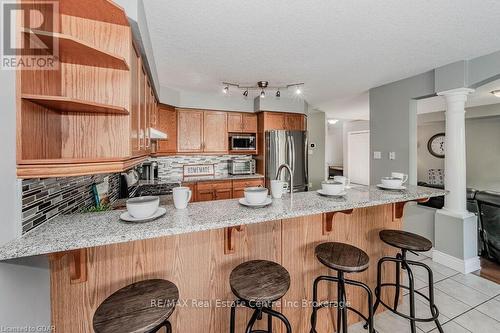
(347, 131), (370, 185)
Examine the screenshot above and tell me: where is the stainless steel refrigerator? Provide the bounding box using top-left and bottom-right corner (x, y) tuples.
(265, 130), (308, 192)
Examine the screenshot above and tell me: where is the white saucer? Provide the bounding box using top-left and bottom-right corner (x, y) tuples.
(317, 189), (347, 197)
(239, 197), (273, 208)
(376, 184), (406, 191)
(120, 207), (167, 223)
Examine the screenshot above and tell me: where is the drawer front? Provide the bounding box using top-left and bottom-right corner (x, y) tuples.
(197, 180), (233, 191)
(232, 178), (264, 190)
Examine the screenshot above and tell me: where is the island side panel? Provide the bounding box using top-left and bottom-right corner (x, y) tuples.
(50, 219), (282, 333)
(281, 204), (402, 332)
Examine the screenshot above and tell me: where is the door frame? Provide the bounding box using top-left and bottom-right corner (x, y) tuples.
(346, 130), (370, 185)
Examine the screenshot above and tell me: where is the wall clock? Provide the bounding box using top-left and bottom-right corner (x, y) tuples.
(427, 133), (445, 158)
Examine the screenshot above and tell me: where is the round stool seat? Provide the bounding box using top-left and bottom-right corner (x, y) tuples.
(230, 260), (290, 303)
(315, 242), (369, 273)
(93, 279), (179, 333)
(380, 229), (432, 252)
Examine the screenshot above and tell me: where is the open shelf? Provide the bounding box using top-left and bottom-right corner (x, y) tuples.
(17, 155), (148, 178)
(23, 29), (129, 70)
(60, 0), (129, 26)
(22, 94), (128, 115)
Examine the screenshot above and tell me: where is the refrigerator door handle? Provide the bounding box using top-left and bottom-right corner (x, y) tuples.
(290, 135), (296, 174)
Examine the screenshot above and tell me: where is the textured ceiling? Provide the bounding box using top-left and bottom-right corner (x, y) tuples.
(143, 0), (500, 115)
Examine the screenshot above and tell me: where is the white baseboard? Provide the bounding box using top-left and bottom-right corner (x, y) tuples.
(432, 250), (481, 274)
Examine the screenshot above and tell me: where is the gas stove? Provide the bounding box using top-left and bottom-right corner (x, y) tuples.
(132, 182), (181, 197)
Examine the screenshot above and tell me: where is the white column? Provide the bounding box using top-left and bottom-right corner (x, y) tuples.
(437, 88), (474, 217)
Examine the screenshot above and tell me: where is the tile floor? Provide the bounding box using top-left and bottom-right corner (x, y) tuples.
(348, 254), (500, 333)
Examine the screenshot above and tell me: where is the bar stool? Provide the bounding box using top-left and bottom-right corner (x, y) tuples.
(373, 230), (443, 333)
(310, 242), (374, 333)
(229, 260), (292, 333)
(93, 279), (179, 333)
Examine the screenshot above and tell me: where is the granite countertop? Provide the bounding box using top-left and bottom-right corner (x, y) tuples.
(181, 174), (264, 183)
(0, 185), (446, 261)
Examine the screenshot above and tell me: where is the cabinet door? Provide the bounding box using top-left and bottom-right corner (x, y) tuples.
(130, 48), (141, 155)
(177, 109), (203, 152)
(242, 113), (257, 132)
(138, 62), (146, 151)
(285, 114), (305, 131)
(156, 105), (177, 154)
(197, 189), (215, 202)
(265, 113), (285, 130)
(227, 113), (243, 132)
(203, 111), (228, 153)
(215, 188), (232, 200)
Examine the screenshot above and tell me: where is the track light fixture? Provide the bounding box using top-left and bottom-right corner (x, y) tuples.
(221, 81), (304, 99)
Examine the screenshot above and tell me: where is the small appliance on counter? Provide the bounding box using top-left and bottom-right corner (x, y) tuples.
(230, 134), (256, 151)
(228, 158), (256, 175)
(137, 161), (159, 181)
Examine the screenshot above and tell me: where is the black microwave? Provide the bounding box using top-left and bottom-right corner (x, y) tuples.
(230, 135), (256, 150)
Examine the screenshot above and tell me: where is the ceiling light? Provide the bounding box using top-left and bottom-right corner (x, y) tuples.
(491, 90), (500, 97)
(328, 119), (339, 125)
(223, 86), (229, 94)
(243, 89), (249, 97)
(295, 86), (302, 95)
(260, 89), (266, 98)
(276, 89), (281, 98)
(221, 81), (304, 99)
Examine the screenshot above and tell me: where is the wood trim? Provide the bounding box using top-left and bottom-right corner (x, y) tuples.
(23, 29), (129, 70)
(16, 155), (147, 178)
(322, 209), (354, 235)
(224, 225), (244, 254)
(49, 249), (88, 284)
(392, 198), (430, 221)
(59, 0), (129, 26)
(21, 94), (128, 114)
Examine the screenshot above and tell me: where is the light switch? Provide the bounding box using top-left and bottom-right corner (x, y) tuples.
(389, 152), (396, 160)
(373, 151), (382, 159)
(308, 149), (313, 155)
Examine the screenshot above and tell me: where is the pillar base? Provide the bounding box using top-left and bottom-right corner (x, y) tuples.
(433, 209), (480, 274)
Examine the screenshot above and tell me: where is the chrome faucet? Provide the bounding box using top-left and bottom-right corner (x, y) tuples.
(276, 163), (294, 199)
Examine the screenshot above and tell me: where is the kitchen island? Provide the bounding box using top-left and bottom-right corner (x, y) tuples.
(0, 185), (445, 332)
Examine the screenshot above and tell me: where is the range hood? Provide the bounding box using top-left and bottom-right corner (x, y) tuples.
(149, 128), (168, 140)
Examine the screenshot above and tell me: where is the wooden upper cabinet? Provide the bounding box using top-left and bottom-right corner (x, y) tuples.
(285, 114), (306, 131)
(203, 111), (228, 153)
(177, 109), (204, 152)
(242, 113), (257, 132)
(227, 112), (257, 133)
(227, 113), (243, 132)
(130, 47), (141, 156)
(264, 112), (286, 130)
(156, 104), (177, 154)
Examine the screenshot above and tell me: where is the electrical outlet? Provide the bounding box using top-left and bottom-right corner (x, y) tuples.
(308, 149), (313, 155)
(389, 152), (396, 160)
(373, 151), (382, 159)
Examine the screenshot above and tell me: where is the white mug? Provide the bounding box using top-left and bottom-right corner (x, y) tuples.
(333, 176), (350, 187)
(173, 187), (192, 209)
(271, 180), (288, 199)
(391, 172), (408, 184)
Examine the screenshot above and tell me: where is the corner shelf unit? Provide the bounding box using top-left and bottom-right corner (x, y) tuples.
(22, 94), (128, 115)
(23, 29), (129, 70)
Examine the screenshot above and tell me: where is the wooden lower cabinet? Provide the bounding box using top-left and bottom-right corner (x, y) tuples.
(196, 180), (232, 202)
(49, 204), (401, 332)
(232, 178), (265, 198)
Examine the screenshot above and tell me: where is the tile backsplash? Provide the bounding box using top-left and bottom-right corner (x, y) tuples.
(151, 155), (252, 181)
(21, 174), (120, 234)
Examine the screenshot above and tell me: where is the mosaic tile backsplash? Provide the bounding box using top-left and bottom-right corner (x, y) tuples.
(21, 174), (120, 234)
(151, 155), (252, 181)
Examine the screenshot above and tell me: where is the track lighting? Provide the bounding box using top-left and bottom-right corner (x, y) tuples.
(221, 81), (304, 99)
